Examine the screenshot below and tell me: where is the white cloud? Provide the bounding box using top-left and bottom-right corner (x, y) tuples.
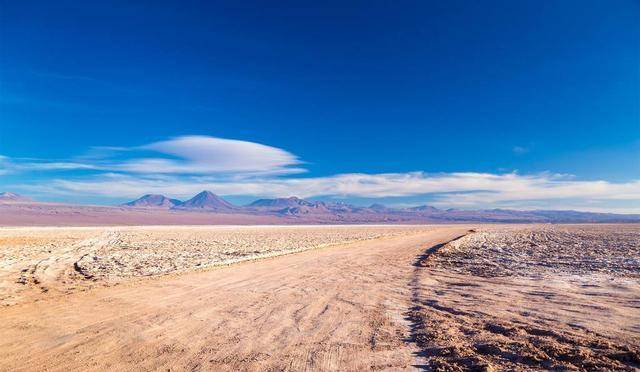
(0, 157), (98, 174)
(16, 171), (640, 212)
(21, 162), (99, 171)
(123, 136), (304, 174)
(0, 136), (304, 176)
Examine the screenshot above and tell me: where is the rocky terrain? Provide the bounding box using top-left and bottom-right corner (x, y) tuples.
(411, 224), (640, 371)
(432, 224), (640, 278)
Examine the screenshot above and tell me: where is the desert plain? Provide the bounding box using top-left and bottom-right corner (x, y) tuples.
(0, 224), (638, 371)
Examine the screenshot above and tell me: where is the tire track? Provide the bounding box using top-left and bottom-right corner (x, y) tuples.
(17, 229), (121, 297)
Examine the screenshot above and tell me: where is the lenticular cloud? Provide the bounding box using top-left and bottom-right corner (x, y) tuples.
(121, 136), (304, 175)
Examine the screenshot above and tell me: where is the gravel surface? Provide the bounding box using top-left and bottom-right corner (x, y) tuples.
(431, 224), (640, 278)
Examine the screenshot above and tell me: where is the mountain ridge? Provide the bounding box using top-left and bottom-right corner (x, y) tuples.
(122, 194), (182, 209)
(2, 191), (639, 223)
(0, 192), (32, 203)
(176, 191), (237, 210)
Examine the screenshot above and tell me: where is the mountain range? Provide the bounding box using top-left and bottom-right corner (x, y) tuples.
(1, 190), (639, 224)
(117, 190), (640, 223)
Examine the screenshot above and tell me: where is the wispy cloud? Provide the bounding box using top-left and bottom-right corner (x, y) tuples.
(30, 71), (100, 83)
(0, 155), (9, 175)
(512, 146), (530, 154)
(0, 156), (99, 173)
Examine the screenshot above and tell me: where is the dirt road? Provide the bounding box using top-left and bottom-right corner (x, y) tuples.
(0, 227), (468, 371)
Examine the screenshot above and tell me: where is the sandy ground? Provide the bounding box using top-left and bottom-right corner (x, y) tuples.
(0, 224), (638, 371)
(0, 225), (437, 306)
(0, 226), (467, 371)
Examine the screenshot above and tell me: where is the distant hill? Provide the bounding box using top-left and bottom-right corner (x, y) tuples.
(369, 203), (389, 212)
(177, 191), (236, 210)
(248, 197), (331, 215)
(323, 201), (364, 214)
(407, 205), (440, 213)
(0, 192), (32, 203)
(521, 210), (640, 223)
(249, 196), (316, 209)
(122, 194), (182, 209)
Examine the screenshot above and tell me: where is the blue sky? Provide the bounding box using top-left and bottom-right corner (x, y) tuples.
(1, 1), (639, 212)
